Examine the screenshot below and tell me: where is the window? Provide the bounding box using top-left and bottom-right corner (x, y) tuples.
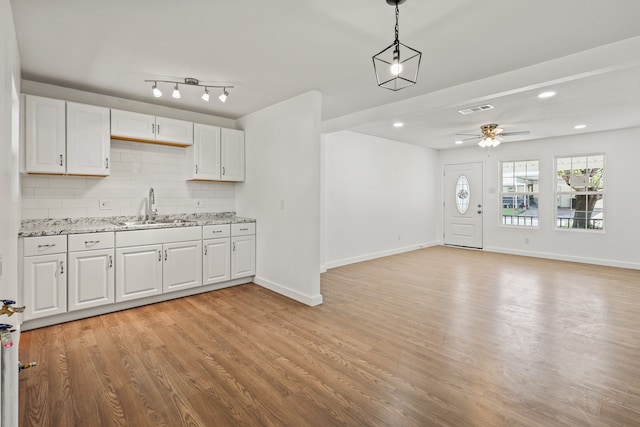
(555, 154), (604, 230)
(501, 160), (539, 226)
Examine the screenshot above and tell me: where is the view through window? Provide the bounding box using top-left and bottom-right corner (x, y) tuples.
(555, 155), (604, 230)
(501, 160), (539, 226)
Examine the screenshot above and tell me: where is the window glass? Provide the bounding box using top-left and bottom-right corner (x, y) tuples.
(455, 175), (470, 214)
(501, 160), (539, 227)
(555, 154), (604, 230)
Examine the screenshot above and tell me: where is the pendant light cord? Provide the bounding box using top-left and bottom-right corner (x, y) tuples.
(394, 3), (400, 44)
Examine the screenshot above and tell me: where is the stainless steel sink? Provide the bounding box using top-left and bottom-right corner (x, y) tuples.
(114, 219), (196, 228)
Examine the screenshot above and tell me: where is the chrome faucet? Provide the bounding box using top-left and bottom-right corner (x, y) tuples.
(147, 187), (157, 220)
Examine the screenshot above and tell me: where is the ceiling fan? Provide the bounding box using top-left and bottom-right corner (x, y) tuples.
(457, 124), (530, 148)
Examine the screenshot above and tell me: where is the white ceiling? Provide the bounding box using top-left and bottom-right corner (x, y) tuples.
(10, 0), (640, 149)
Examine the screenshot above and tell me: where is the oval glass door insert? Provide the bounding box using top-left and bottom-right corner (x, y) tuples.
(455, 175), (470, 214)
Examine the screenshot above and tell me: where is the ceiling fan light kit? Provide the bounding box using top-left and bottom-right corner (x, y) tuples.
(372, 0), (422, 91)
(457, 123), (531, 150)
(145, 78), (233, 104)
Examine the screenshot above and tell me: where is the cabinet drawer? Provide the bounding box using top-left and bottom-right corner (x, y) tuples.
(23, 235), (67, 256)
(116, 226), (202, 247)
(231, 223), (255, 236)
(203, 224), (230, 239)
(68, 232), (114, 252)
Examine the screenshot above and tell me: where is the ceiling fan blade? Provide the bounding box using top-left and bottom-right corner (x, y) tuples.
(456, 133), (480, 136)
(500, 131), (530, 136)
(460, 136), (480, 141)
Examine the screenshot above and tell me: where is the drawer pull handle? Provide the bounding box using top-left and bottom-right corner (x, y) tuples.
(109, 256), (113, 268)
(37, 244), (56, 249)
(240, 228), (248, 231)
(84, 240), (100, 245)
(59, 261), (64, 275)
(59, 154), (64, 166)
(158, 250), (161, 262)
(204, 246), (208, 256)
(233, 242), (236, 252)
(164, 250), (168, 261)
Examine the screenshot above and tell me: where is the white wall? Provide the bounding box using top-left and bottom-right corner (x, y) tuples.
(0, 1), (21, 424)
(236, 91), (322, 306)
(20, 81), (238, 219)
(323, 131), (439, 268)
(438, 127), (640, 269)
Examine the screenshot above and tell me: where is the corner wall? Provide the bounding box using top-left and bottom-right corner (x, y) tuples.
(236, 91), (322, 306)
(323, 131), (439, 268)
(437, 127), (640, 269)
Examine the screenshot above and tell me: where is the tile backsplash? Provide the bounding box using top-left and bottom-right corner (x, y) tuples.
(21, 140), (236, 219)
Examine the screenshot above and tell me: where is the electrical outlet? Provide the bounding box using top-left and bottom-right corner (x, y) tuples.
(99, 200), (112, 210)
(196, 200), (205, 208)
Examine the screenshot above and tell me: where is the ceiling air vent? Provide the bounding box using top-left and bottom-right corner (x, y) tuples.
(458, 104), (494, 115)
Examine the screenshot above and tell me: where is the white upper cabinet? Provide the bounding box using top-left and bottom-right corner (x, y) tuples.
(66, 102), (110, 176)
(110, 109), (155, 140)
(110, 109), (193, 146)
(25, 95), (66, 174)
(191, 123), (221, 181)
(25, 96), (110, 176)
(221, 128), (245, 182)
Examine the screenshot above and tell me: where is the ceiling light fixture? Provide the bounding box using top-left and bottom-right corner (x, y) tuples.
(538, 91), (556, 99)
(218, 88), (229, 103)
(172, 83), (181, 99)
(146, 78), (233, 104)
(372, 0), (421, 91)
(478, 136), (501, 148)
(455, 140), (464, 145)
(393, 122), (404, 127)
(152, 82), (162, 98)
(574, 124), (587, 129)
(201, 87), (210, 102)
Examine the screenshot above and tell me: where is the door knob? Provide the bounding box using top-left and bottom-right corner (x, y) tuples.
(477, 210), (482, 214)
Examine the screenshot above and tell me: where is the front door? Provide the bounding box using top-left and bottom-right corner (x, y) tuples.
(444, 162), (483, 248)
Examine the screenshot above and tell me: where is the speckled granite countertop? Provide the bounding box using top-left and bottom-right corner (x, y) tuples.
(19, 212), (256, 238)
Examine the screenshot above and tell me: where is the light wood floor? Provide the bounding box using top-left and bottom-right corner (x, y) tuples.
(19, 246), (640, 426)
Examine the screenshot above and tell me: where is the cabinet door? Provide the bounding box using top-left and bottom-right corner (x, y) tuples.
(231, 235), (255, 279)
(110, 109), (156, 141)
(68, 249), (114, 311)
(163, 241), (202, 292)
(203, 238), (231, 285)
(115, 244), (163, 302)
(155, 116), (193, 146)
(66, 102), (110, 176)
(23, 253), (66, 320)
(25, 95), (66, 174)
(192, 123), (221, 180)
(221, 128), (245, 181)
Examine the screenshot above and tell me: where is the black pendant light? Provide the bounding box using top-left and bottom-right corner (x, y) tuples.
(372, 0), (422, 91)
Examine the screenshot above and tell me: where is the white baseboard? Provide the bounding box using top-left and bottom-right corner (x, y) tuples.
(484, 246), (640, 270)
(254, 276), (323, 307)
(324, 241), (440, 270)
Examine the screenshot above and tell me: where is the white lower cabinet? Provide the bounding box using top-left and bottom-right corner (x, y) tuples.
(68, 232), (115, 311)
(163, 240), (202, 292)
(203, 238), (231, 284)
(115, 244), (163, 302)
(231, 223), (256, 279)
(23, 235), (67, 321)
(115, 227), (202, 302)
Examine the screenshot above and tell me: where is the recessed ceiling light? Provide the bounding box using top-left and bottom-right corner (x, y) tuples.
(574, 124), (587, 129)
(455, 140), (464, 145)
(393, 122), (404, 128)
(537, 91), (556, 99)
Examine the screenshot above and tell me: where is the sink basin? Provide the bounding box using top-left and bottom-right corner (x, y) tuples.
(114, 219), (196, 227)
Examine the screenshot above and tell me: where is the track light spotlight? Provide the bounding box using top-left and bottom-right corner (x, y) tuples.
(152, 82), (162, 98)
(172, 83), (181, 99)
(218, 88), (229, 103)
(201, 87), (210, 102)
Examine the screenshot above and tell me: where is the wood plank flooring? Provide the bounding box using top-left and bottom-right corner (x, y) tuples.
(18, 246), (640, 426)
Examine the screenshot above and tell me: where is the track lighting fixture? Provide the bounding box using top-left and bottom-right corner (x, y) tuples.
(201, 87), (210, 102)
(145, 78), (233, 104)
(152, 82), (162, 98)
(172, 83), (181, 99)
(372, 0), (422, 91)
(218, 88), (229, 103)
